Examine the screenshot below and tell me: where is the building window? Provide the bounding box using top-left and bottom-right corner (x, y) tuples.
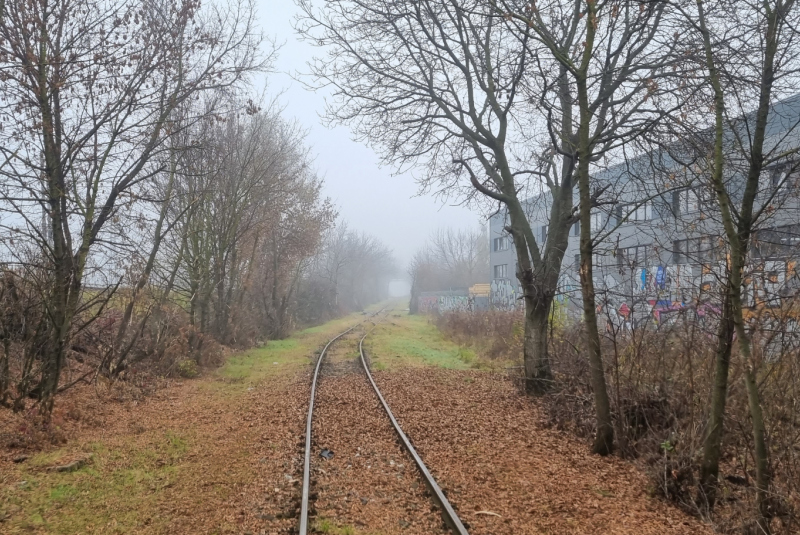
(617, 245), (649, 268)
(768, 165), (798, 197)
(574, 253), (581, 271)
(493, 264), (508, 278)
(698, 236), (720, 263)
(753, 224), (800, 259)
(674, 238), (701, 264)
(673, 239), (687, 265)
(493, 236), (510, 252)
(590, 212), (603, 231)
(678, 189), (699, 213)
(571, 221), (580, 236)
(673, 236), (722, 264)
(620, 202), (653, 222)
(540, 225), (548, 244)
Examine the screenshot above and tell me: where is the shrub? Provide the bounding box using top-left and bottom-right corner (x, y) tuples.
(176, 359), (199, 379)
(434, 308), (800, 533)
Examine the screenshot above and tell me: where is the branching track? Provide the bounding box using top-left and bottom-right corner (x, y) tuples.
(298, 312), (469, 535)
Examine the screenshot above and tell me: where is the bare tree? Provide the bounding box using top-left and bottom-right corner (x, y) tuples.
(298, 0), (578, 393)
(0, 0), (264, 413)
(662, 0), (800, 526)
(493, 0), (678, 454)
(408, 226), (489, 313)
(302, 225), (396, 317)
(429, 227), (489, 289)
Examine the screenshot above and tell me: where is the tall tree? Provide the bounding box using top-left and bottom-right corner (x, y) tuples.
(0, 0), (264, 413)
(499, 0), (676, 454)
(667, 0), (800, 527)
(299, 0), (579, 393)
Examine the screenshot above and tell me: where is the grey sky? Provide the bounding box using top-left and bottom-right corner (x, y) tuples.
(256, 1), (482, 268)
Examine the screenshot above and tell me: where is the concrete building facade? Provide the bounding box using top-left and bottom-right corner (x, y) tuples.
(489, 96), (800, 327)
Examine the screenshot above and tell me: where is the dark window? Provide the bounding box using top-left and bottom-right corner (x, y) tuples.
(764, 164), (798, 198)
(540, 225), (548, 244)
(698, 236), (719, 263)
(673, 239), (685, 265)
(753, 224), (800, 259)
(493, 264), (508, 278)
(620, 202), (653, 222)
(574, 253), (581, 271)
(493, 236), (510, 252)
(571, 221), (580, 236)
(673, 236), (722, 264)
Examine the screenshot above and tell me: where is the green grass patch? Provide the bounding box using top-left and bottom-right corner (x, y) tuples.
(1, 430), (192, 534)
(313, 518), (357, 534)
(211, 306), (389, 392)
(365, 313), (478, 370)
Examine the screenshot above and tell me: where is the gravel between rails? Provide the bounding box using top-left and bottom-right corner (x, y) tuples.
(308, 331), (451, 534)
(370, 367), (716, 535)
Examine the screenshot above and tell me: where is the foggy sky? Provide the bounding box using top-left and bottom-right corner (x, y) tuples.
(257, 1), (482, 269)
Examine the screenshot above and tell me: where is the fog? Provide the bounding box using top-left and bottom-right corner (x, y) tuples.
(256, 1), (482, 268)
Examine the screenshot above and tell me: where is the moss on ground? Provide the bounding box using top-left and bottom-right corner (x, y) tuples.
(312, 517), (358, 534)
(363, 311), (486, 371)
(1, 430), (191, 534)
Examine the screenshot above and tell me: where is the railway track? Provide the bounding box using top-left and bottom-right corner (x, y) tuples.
(298, 312), (469, 535)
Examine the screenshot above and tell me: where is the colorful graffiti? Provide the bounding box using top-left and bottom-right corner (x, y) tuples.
(439, 294), (470, 312)
(593, 259), (800, 331)
(416, 291), (474, 314)
(484, 251), (800, 335)
(490, 279), (522, 310)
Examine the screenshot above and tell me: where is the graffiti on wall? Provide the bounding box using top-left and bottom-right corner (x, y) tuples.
(594, 259), (800, 330)
(490, 279), (522, 310)
(416, 287), (493, 314)
(416, 291), (471, 314)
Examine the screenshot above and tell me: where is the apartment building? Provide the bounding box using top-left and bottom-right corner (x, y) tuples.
(489, 95), (800, 325)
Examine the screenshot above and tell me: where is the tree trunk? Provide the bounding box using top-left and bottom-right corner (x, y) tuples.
(694, 0), (781, 524)
(0, 335), (9, 405)
(522, 293), (554, 393)
(700, 288), (735, 507)
(577, 226), (614, 456)
(575, 0), (613, 455)
(409, 281), (419, 314)
(505, 198), (555, 393)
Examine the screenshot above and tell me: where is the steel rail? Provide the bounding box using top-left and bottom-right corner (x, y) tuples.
(358, 332), (470, 535)
(298, 323), (359, 535)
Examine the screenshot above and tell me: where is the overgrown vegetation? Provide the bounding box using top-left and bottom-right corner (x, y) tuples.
(435, 309), (800, 533)
(0, 0), (395, 420)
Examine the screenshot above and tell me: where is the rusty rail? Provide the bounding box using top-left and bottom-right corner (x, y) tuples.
(298, 323), (358, 535)
(358, 332), (470, 535)
(298, 309), (468, 535)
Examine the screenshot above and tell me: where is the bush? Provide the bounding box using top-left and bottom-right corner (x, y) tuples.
(435, 308), (800, 533)
(176, 359), (199, 379)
